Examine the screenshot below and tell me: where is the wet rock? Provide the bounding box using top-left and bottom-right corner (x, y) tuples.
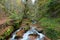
(16, 30), (25, 38)
(28, 34), (39, 38)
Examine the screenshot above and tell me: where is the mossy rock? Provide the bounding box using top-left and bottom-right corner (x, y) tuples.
(4, 26), (14, 36)
(0, 26), (14, 40)
(0, 36), (5, 40)
(24, 26), (30, 31)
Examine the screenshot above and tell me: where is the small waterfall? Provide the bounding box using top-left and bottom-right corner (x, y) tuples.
(10, 28), (23, 40)
(9, 20), (42, 40)
(10, 34), (16, 40)
(9, 27), (40, 40)
(31, 0), (36, 4)
(21, 0), (36, 5)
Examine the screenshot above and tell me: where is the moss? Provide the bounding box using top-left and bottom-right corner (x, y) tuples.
(24, 26), (30, 31)
(4, 26), (14, 37)
(0, 36), (5, 40)
(0, 26), (14, 40)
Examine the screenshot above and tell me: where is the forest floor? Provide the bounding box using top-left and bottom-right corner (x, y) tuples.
(0, 17), (8, 25)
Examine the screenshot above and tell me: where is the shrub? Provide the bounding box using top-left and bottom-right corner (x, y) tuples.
(45, 28), (58, 40)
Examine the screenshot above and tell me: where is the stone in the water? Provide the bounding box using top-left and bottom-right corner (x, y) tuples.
(28, 34), (39, 40)
(15, 36), (22, 39)
(16, 30), (25, 38)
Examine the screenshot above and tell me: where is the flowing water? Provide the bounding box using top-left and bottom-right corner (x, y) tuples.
(9, 19), (45, 40)
(10, 27), (38, 40)
(10, 28), (23, 40)
(31, 0), (36, 4)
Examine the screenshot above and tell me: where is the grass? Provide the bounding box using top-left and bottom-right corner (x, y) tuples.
(39, 17), (60, 28)
(39, 17), (60, 40)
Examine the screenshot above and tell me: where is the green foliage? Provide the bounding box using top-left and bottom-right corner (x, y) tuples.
(37, 0), (52, 17)
(47, 0), (60, 17)
(39, 17), (60, 40)
(45, 28), (58, 40)
(26, 0), (52, 21)
(13, 21), (20, 29)
(0, 36), (5, 40)
(9, 11), (24, 29)
(9, 11), (23, 21)
(39, 17), (60, 28)
(38, 1), (60, 40)
(57, 31), (60, 38)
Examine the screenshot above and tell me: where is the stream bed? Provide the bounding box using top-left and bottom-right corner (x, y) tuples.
(9, 27), (45, 40)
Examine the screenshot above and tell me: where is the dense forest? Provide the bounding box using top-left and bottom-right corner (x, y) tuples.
(0, 0), (60, 40)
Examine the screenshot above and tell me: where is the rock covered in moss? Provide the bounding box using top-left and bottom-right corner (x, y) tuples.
(0, 26), (14, 40)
